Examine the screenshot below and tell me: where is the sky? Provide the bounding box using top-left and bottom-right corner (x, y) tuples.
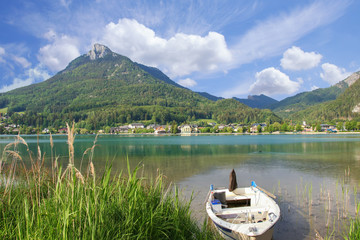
(0, 0), (359, 100)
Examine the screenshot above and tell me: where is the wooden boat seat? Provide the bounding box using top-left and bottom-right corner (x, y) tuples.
(216, 209), (268, 224)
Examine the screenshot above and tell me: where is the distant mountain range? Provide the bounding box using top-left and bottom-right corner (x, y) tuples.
(269, 72), (360, 119)
(233, 94), (278, 109)
(290, 72), (360, 122)
(0, 44), (281, 127)
(0, 43), (359, 127)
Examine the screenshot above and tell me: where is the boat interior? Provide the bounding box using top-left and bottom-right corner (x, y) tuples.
(212, 188), (271, 224)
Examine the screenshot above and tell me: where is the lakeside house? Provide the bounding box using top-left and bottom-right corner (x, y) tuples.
(110, 125), (130, 133)
(320, 124), (337, 132)
(128, 123), (145, 129)
(147, 124), (160, 130)
(180, 124), (198, 133)
(250, 123), (266, 133)
(155, 126), (166, 134)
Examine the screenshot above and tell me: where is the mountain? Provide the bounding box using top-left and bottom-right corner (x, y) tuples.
(0, 44), (280, 128)
(290, 73), (360, 122)
(233, 94), (278, 109)
(1, 44), (207, 113)
(135, 63), (184, 88)
(196, 92), (224, 101)
(270, 72), (360, 118)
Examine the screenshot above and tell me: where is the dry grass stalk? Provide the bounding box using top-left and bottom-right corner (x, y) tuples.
(50, 132), (54, 149)
(75, 168), (84, 184)
(315, 229), (324, 240)
(60, 122), (85, 184)
(66, 122), (75, 166)
(89, 161), (95, 178)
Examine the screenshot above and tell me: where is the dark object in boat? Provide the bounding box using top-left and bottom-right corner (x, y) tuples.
(229, 169), (238, 192)
(214, 191), (226, 204)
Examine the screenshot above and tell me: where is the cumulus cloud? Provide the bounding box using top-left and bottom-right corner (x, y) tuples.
(11, 55), (31, 68)
(38, 31), (80, 72)
(177, 78), (197, 87)
(281, 46), (322, 70)
(320, 63), (351, 85)
(311, 85), (319, 91)
(0, 66), (51, 93)
(101, 18), (232, 78)
(249, 67), (300, 96)
(231, 0), (349, 67)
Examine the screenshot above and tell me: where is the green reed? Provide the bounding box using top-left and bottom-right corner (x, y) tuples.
(0, 123), (216, 240)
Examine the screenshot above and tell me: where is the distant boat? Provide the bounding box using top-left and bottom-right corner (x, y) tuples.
(205, 181), (280, 240)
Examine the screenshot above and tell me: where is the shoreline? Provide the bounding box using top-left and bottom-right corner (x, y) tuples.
(1, 131), (360, 136)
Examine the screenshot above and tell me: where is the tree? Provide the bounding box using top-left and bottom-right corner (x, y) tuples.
(242, 126), (247, 133)
(280, 122), (288, 132)
(272, 122), (281, 131)
(315, 123), (322, 132)
(170, 121), (178, 134)
(336, 122), (343, 131)
(345, 121), (353, 131)
(105, 126), (111, 133)
(257, 124), (262, 133)
(295, 124), (303, 132)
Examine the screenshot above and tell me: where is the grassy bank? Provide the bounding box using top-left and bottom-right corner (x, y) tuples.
(0, 123), (216, 239)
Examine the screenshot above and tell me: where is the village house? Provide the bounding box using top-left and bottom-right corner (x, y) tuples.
(180, 124), (198, 133)
(218, 124), (226, 131)
(320, 124), (337, 132)
(128, 123), (144, 129)
(181, 124), (192, 133)
(250, 123), (266, 133)
(146, 124), (160, 130)
(154, 126), (166, 134)
(42, 128), (50, 134)
(58, 127), (68, 133)
(110, 125), (130, 133)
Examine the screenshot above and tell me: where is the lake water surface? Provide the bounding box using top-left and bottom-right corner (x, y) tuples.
(1, 134), (360, 239)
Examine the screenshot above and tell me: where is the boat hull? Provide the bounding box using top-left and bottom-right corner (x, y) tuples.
(211, 220), (274, 240)
(206, 187), (280, 240)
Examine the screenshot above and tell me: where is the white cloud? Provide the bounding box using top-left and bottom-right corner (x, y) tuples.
(0, 47), (5, 63)
(60, 0), (72, 8)
(11, 55), (31, 68)
(320, 63), (351, 85)
(297, 77), (304, 84)
(0, 66), (51, 93)
(177, 78), (197, 87)
(281, 46), (322, 70)
(221, 81), (252, 98)
(249, 67), (300, 96)
(101, 18), (232, 78)
(311, 85), (319, 91)
(231, 0), (349, 67)
(38, 31), (80, 72)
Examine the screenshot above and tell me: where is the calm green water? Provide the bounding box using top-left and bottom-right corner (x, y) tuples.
(1, 133), (360, 239)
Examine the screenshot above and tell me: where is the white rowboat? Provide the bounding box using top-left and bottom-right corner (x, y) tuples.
(205, 183), (280, 240)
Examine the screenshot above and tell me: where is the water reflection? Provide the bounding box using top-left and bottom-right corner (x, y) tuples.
(1, 134), (360, 239)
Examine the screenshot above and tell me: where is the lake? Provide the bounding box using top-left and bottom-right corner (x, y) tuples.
(1, 133), (360, 239)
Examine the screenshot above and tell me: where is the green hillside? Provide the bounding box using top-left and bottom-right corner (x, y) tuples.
(233, 94), (278, 109)
(0, 44), (280, 129)
(290, 75), (360, 122)
(270, 73), (360, 118)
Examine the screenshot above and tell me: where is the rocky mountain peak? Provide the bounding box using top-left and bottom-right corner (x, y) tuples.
(344, 72), (360, 87)
(87, 43), (112, 60)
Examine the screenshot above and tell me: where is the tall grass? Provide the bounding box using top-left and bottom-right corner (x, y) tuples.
(0, 123), (216, 239)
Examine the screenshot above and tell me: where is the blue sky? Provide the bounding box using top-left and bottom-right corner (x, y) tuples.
(0, 0), (359, 100)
